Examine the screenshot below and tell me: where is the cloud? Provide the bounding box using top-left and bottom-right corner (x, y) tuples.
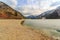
(16, 5), (46, 16)
(6, 0), (17, 8)
(26, 0), (57, 9)
(9, 0), (17, 8)
(18, 0), (60, 16)
(0, 0), (60, 16)
(51, 1), (60, 7)
(0, 0), (17, 8)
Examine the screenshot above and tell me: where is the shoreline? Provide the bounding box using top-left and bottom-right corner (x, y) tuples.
(0, 19), (55, 40)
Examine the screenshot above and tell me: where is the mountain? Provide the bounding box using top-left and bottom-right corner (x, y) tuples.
(26, 9), (57, 19)
(39, 6), (60, 19)
(38, 10), (56, 19)
(27, 6), (60, 19)
(26, 15), (38, 19)
(0, 1), (24, 19)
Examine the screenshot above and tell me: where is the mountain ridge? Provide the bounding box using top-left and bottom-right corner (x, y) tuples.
(0, 1), (24, 19)
(26, 6), (60, 19)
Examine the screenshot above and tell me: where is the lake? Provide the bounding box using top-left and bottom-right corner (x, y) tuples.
(24, 19), (60, 39)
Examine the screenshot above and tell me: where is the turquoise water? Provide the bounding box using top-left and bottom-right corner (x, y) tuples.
(24, 19), (60, 39)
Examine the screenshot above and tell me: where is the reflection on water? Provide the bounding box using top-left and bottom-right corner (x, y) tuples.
(24, 19), (60, 39)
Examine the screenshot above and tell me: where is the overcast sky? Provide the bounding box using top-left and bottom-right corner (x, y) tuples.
(0, 0), (60, 16)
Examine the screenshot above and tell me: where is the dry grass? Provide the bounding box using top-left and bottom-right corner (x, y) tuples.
(0, 19), (55, 40)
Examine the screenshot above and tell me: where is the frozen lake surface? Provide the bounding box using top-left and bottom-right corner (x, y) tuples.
(24, 19), (60, 30)
(24, 19), (60, 39)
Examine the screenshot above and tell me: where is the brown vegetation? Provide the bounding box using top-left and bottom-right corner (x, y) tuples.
(0, 2), (24, 19)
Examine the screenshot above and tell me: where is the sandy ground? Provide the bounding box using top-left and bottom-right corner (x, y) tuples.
(0, 19), (55, 40)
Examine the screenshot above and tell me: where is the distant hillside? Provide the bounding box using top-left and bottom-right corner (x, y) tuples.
(0, 2), (24, 19)
(27, 6), (60, 19)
